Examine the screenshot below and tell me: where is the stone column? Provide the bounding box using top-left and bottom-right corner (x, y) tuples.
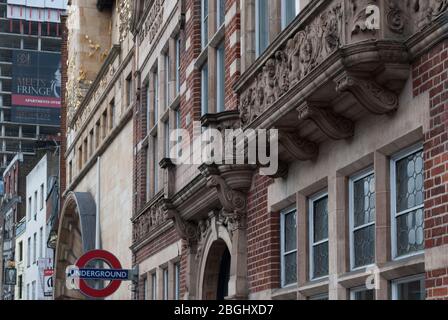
(297, 192), (308, 300)
(184, 243), (199, 300)
(227, 219), (249, 300)
(374, 151), (391, 300)
(328, 174), (348, 300)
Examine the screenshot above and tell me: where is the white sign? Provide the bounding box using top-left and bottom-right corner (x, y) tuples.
(7, 0), (67, 23)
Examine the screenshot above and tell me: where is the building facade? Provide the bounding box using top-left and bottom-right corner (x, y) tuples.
(131, 0), (448, 301)
(0, 0), (65, 174)
(53, 0), (134, 300)
(14, 152), (57, 300)
(0, 152), (41, 299)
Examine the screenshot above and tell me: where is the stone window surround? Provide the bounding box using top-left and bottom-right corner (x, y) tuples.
(272, 132), (426, 300)
(142, 257), (181, 301)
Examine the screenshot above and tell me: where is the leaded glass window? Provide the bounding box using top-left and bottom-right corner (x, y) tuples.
(392, 275), (425, 300)
(392, 147), (424, 258)
(310, 194), (329, 280)
(350, 171), (376, 269)
(281, 208), (297, 287)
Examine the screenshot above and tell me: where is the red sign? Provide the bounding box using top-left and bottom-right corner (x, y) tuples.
(75, 250), (123, 299)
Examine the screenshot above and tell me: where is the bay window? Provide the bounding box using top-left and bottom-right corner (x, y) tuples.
(216, 42), (225, 113)
(392, 274), (425, 300)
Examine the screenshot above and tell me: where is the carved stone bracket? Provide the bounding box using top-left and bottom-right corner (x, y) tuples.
(199, 164), (248, 215)
(297, 102), (354, 140)
(335, 72), (399, 115)
(161, 199), (199, 246)
(279, 131), (319, 161)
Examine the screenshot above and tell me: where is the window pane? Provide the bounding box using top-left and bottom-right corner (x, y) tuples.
(216, 43), (225, 113)
(353, 225), (375, 268)
(313, 197), (328, 242)
(353, 289), (375, 300)
(283, 252), (297, 286)
(396, 208), (424, 256)
(353, 174), (375, 227)
(284, 211), (296, 252)
(313, 241), (328, 278)
(282, 0), (297, 29)
(256, 0), (269, 56)
(217, 0), (225, 27)
(396, 278), (425, 300)
(202, 0), (209, 48)
(396, 150), (424, 212)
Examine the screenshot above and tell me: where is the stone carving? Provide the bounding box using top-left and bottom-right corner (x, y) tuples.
(297, 102), (355, 140)
(279, 132), (319, 161)
(117, 0), (132, 43)
(335, 72), (399, 115)
(138, 0), (165, 45)
(132, 200), (168, 242)
(206, 174), (247, 215)
(167, 209), (199, 246)
(240, 2), (343, 126)
(415, 0), (448, 28)
(351, 1), (380, 35)
(387, 0), (405, 34)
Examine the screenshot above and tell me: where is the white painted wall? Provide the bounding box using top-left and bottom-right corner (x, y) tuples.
(21, 155), (54, 300)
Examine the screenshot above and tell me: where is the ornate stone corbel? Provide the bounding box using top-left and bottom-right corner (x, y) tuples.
(161, 199), (198, 245)
(297, 102), (354, 140)
(335, 72), (399, 114)
(200, 164), (247, 215)
(279, 132), (319, 161)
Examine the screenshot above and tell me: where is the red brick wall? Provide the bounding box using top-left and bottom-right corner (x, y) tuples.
(413, 39), (448, 300)
(134, 226), (179, 265)
(246, 174), (280, 294)
(224, 0), (240, 111)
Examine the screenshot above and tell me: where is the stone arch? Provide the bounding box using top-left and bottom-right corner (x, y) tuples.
(53, 192), (96, 300)
(197, 221), (235, 299)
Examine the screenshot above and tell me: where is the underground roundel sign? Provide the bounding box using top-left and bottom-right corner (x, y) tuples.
(66, 250), (129, 299)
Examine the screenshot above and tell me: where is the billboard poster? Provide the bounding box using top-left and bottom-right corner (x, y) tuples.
(11, 50), (61, 126)
(38, 258), (54, 299)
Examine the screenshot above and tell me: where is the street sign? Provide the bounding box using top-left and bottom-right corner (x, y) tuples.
(66, 250), (135, 299)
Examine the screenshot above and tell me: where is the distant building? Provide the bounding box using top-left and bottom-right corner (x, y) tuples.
(0, 0), (66, 174)
(14, 152), (58, 300)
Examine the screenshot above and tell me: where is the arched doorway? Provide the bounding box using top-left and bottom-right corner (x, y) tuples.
(54, 192), (96, 300)
(202, 239), (231, 300)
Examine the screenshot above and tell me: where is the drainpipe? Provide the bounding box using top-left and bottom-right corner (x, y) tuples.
(95, 156), (101, 249)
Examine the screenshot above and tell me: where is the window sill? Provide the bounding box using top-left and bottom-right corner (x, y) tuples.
(380, 253), (425, 281)
(298, 278), (329, 298)
(338, 268), (373, 289)
(195, 47), (208, 70)
(209, 24), (225, 48)
(271, 285), (298, 300)
(169, 94), (181, 111)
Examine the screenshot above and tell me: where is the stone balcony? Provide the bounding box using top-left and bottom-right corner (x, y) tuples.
(234, 0), (448, 176)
